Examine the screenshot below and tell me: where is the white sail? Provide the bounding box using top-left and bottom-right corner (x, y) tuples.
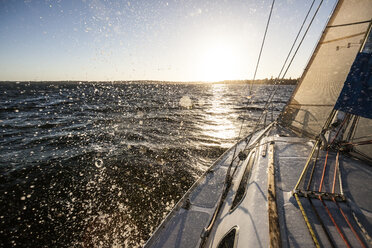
(280, 0), (372, 137)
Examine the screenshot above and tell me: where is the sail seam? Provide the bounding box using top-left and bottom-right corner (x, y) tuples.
(321, 32), (366, 44)
(288, 103), (334, 106)
(327, 19), (372, 28)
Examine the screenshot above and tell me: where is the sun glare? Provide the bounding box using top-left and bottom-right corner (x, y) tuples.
(197, 41), (240, 82)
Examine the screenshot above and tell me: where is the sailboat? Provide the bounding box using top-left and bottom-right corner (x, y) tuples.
(145, 0), (372, 247)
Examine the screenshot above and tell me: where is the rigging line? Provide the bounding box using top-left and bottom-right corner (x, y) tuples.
(294, 139), (321, 190)
(230, 0), (277, 168)
(350, 134), (372, 141)
(338, 156), (343, 195)
(264, 0), (322, 112)
(342, 140), (372, 146)
(237, 0), (276, 144)
(240, 0), (318, 151)
(235, 138), (310, 154)
(294, 193), (320, 248)
(254, 0), (324, 128)
(281, 0), (324, 80)
(199, 124), (272, 247)
(279, 0), (337, 123)
(316, 146), (355, 248)
(228, 125), (247, 179)
(236, 0), (323, 171)
(228, 112), (255, 178)
(318, 150), (329, 192)
(341, 141), (371, 244)
(232, 122), (274, 172)
(346, 115), (359, 142)
(331, 151), (339, 194)
(277, 0), (316, 79)
(360, 20), (372, 52)
(306, 141), (321, 191)
(332, 153), (368, 247)
(308, 198), (336, 248)
(333, 199), (368, 248)
(238, 120), (274, 162)
(319, 196), (352, 248)
(294, 109), (337, 191)
(349, 149), (372, 164)
(251, 0), (276, 87)
(331, 155), (367, 248)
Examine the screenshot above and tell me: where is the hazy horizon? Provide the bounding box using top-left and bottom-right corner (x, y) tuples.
(0, 77), (299, 83)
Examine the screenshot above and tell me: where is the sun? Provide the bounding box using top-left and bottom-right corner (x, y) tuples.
(197, 41), (240, 82)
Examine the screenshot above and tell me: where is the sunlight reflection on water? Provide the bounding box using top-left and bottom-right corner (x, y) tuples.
(199, 84), (238, 147)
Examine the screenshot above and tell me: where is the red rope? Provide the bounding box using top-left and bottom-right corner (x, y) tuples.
(319, 150), (329, 192)
(319, 197), (351, 248)
(331, 152), (367, 248)
(319, 150), (350, 247)
(333, 199), (367, 248)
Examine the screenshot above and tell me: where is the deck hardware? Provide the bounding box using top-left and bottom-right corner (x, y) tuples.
(296, 190), (345, 201)
(182, 198), (191, 210)
(238, 151), (247, 161)
(261, 143), (268, 157)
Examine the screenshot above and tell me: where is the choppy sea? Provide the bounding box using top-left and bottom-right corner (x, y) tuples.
(0, 82), (294, 247)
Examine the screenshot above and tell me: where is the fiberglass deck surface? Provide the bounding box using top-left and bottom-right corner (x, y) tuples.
(146, 126), (372, 248)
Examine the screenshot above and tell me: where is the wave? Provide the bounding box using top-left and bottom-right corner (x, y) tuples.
(0, 82), (294, 247)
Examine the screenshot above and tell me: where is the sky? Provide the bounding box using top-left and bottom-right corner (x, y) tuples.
(0, 0), (337, 82)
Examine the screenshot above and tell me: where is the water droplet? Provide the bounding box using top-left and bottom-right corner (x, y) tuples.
(179, 96), (192, 108)
(95, 158), (104, 168)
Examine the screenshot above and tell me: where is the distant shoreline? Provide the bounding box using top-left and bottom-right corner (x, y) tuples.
(0, 78), (298, 85)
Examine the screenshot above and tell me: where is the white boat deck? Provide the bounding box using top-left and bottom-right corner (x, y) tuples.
(145, 124), (372, 248)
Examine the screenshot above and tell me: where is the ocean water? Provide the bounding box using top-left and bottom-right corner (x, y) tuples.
(0, 82), (294, 247)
